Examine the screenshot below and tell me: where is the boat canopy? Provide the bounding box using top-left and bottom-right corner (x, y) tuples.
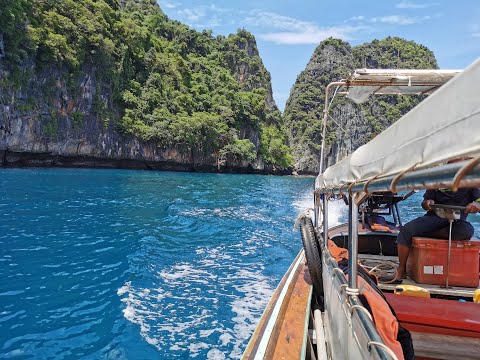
(342, 69), (462, 104)
(316, 59), (480, 193)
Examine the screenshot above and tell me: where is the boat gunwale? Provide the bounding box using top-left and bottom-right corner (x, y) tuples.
(241, 251), (310, 359)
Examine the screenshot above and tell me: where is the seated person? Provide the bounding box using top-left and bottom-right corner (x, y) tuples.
(386, 187), (480, 283)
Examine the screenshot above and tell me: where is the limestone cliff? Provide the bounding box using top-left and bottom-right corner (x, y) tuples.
(284, 37), (438, 174)
(0, 0), (289, 173)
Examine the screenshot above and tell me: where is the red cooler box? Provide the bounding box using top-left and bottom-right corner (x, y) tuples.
(407, 237), (480, 287)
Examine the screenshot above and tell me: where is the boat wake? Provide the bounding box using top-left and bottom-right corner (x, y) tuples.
(293, 191), (347, 228)
(117, 241), (275, 359)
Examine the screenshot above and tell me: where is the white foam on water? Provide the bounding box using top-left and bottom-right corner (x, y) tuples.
(116, 282), (130, 296)
(293, 191), (314, 213)
(117, 240), (279, 359)
(159, 263), (218, 284)
(188, 342), (209, 357)
(328, 200), (347, 227)
(122, 305), (135, 322)
(118, 286), (164, 349)
(118, 254), (228, 356)
(181, 206), (267, 222)
(293, 191), (347, 228)
(219, 333), (232, 346)
(207, 348), (226, 360)
(229, 268), (274, 359)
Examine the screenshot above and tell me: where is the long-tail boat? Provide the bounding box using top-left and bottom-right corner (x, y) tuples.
(243, 59), (480, 359)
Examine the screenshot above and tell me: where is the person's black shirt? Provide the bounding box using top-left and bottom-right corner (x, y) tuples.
(424, 188), (480, 220)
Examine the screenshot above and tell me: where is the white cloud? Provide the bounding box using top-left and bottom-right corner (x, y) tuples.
(175, 4), (232, 29)
(259, 28), (356, 45)
(371, 15), (431, 25)
(245, 11), (316, 32)
(347, 12), (437, 27)
(178, 8), (204, 23)
(159, 0), (178, 9)
(396, 1), (439, 9)
(350, 16), (365, 21)
(244, 11), (359, 45)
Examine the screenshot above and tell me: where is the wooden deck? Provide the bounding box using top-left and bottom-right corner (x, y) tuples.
(269, 263), (312, 359)
(359, 254), (478, 298)
(242, 252), (313, 360)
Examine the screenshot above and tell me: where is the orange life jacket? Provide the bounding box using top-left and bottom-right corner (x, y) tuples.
(357, 276), (405, 360)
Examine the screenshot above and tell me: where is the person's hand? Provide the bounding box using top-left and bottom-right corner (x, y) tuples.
(423, 199), (435, 211)
(465, 202), (480, 213)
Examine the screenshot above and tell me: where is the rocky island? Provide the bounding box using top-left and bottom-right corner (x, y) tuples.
(1, 0), (438, 175)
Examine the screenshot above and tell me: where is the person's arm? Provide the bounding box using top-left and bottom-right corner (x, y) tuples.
(422, 190), (435, 211)
(465, 188), (480, 213)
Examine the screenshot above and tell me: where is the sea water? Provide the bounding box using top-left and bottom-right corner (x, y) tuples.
(0, 169), (314, 359)
(1, 169), (479, 359)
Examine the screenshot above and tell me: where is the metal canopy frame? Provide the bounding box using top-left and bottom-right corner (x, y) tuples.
(318, 68), (462, 175)
(317, 157), (480, 196)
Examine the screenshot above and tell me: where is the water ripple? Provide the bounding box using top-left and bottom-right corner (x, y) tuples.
(0, 169), (318, 359)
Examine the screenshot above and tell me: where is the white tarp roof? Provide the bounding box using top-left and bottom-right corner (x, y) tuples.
(316, 59), (480, 191)
(342, 69), (462, 104)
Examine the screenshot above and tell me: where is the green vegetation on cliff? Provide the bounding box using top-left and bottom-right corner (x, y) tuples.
(0, 0), (292, 169)
(283, 37), (438, 172)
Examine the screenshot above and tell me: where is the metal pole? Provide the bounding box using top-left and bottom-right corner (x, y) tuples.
(323, 195), (328, 245)
(348, 196), (358, 291)
(392, 204), (398, 227)
(328, 161), (480, 195)
(446, 219), (453, 289)
(319, 81), (346, 175)
(394, 203), (403, 227)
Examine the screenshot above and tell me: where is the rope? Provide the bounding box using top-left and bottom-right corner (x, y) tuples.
(293, 208), (314, 231)
(360, 258), (399, 283)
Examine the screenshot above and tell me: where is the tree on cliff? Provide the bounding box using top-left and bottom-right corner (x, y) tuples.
(0, 0), (293, 171)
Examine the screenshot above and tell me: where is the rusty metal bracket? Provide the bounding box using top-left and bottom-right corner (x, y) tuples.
(452, 156), (480, 192)
(390, 163), (419, 193)
(363, 174), (382, 194)
(326, 187), (334, 199)
(347, 181), (358, 196)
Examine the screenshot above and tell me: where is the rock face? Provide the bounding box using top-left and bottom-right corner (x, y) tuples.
(0, 67), (281, 173)
(0, 1), (288, 174)
(284, 37), (438, 174)
(0, 49), (280, 173)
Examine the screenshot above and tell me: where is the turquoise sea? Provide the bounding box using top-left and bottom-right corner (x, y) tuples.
(1, 168), (479, 359)
(0, 168), (314, 359)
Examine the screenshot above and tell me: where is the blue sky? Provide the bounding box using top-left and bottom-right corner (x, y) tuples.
(158, 0), (480, 111)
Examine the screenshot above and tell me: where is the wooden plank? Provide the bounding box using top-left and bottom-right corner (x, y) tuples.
(359, 254), (477, 297)
(359, 254), (399, 262)
(411, 332), (480, 360)
(379, 278), (475, 297)
(269, 264), (313, 360)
